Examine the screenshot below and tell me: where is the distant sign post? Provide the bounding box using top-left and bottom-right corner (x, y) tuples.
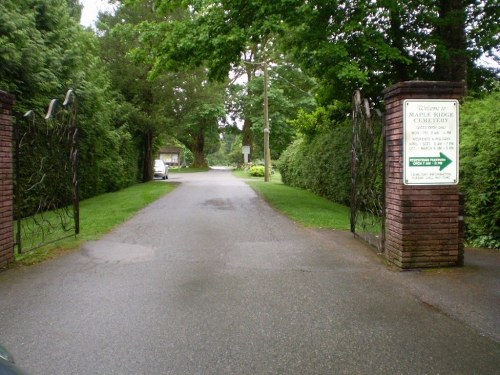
(242, 145), (250, 164)
(403, 99), (459, 185)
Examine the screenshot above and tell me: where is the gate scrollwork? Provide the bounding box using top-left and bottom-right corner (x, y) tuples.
(14, 90), (79, 253)
(351, 90), (385, 252)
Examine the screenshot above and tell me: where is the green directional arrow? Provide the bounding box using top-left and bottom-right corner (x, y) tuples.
(409, 152), (453, 171)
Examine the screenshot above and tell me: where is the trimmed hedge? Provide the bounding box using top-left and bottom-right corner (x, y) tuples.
(460, 91), (500, 248)
(278, 120), (351, 206)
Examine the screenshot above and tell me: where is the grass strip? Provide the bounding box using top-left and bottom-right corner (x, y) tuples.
(14, 181), (176, 266)
(236, 170), (350, 229)
(169, 167), (210, 173)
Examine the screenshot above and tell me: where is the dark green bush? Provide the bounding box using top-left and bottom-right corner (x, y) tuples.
(460, 90), (500, 249)
(278, 139), (305, 186)
(278, 119), (351, 206)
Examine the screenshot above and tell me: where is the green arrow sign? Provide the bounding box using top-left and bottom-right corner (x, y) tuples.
(409, 152), (453, 171)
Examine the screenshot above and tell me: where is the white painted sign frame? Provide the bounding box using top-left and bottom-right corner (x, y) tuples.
(403, 99), (459, 185)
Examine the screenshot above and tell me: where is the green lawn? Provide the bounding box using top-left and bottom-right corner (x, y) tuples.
(15, 181), (176, 265)
(235, 170), (351, 229)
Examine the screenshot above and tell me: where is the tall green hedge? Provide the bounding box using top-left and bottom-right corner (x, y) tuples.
(279, 90), (500, 249)
(278, 120), (352, 206)
(460, 90), (500, 248)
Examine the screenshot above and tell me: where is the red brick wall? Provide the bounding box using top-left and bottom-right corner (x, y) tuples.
(0, 91), (15, 268)
(383, 81), (464, 269)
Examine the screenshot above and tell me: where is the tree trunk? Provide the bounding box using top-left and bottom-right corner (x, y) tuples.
(242, 117), (253, 162)
(434, 0), (467, 85)
(192, 131), (207, 168)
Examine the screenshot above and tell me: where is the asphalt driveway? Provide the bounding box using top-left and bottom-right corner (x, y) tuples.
(0, 170), (499, 374)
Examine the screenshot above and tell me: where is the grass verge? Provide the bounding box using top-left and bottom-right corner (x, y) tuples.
(235, 169), (350, 229)
(14, 181), (176, 266)
(169, 167), (210, 173)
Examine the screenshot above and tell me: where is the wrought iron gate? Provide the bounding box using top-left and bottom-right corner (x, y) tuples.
(14, 90), (79, 253)
(351, 90), (385, 252)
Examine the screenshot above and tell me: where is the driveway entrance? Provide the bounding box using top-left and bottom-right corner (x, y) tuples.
(0, 170), (498, 374)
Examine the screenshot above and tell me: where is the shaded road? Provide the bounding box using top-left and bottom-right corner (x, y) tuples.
(1, 170), (499, 374)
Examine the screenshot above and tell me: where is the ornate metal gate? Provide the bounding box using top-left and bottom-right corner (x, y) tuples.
(351, 90), (385, 251)
(14, 90), (79, 253)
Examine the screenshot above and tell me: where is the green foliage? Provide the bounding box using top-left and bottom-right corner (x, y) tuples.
(278, 139), (306, 186)
(74, 32), (143, 198)
(207, 132), (242, 166)
(115, 0), (228, 169)
(290, 108), (331, 141)
(249, 165), (265, 177)
(278, 117), (352, 206)
(137, 0), (498, 104)
(1, 0), (143, 200)
(168, 68), (226, 167)
(290, 102), (350, 141)
(460, 90), (500, 248)
(246, 61), (317, 160)
(283, 0), (498, 102)
(0, 0), (81, 110)
(97, 3), (181, 180)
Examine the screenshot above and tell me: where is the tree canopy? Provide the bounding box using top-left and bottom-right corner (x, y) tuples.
(0, 0), (497, 246)
(129, 0), (498, 102)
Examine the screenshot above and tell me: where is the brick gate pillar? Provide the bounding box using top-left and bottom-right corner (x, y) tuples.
(383, 81), (464, 269)
(0, 91), (15, 268)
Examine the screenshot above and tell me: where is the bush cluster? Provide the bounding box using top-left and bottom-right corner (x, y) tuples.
(249, 165), (266, 177)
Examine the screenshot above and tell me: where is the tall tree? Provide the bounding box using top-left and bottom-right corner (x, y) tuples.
(227, 59), (316, 160)
(0, 0), (82, 110)
(168, 68), (226, 167)
(0, 0), (144, 197)
(284, 0), (497, 100)
(133, 0), (498, 104)
(434, 0), (468, 82)
(97, 0), (176, 180)
(131, 2), (287, 158)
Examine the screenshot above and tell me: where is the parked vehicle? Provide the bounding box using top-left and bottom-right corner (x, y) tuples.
(0, 344), (28, 375)
(154, 159), (168, 180)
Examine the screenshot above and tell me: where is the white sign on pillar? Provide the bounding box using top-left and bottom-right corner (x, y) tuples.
(242, 145), (250, 164)
(403, 99), (459, 185)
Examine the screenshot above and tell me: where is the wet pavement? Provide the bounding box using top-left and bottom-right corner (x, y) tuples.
(0, 170), (499, 374)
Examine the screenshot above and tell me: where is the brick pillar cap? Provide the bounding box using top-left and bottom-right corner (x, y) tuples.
(0, 91), (15, 106)
(384, 81), (464, 101)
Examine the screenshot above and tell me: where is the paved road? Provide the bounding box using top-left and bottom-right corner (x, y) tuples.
(1, 170), (499, 374)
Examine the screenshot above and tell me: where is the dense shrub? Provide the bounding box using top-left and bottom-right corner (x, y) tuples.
(77, 86), (142, 199)
(278, 139), (306, 185)
(460, 90), (500, 249)
(278, 120), (351, 206)
(249, 165), (265, 177)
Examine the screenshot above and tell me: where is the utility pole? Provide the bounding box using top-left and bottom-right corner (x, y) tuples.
(263, 60), (270, 182)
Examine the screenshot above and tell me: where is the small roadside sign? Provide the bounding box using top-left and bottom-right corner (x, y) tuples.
(403, 99), (459, 185)
(242, 145), (250, 164)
